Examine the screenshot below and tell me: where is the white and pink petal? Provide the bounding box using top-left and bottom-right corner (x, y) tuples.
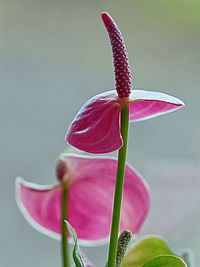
(129, 90), (184, 122)
(16, 154), (150, 246)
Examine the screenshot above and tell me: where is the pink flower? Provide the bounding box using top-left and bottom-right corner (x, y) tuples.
(15, 153), (150, 245)
(66, 13), (184, 154)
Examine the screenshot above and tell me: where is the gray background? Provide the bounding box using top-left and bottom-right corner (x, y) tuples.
(1, 0), (200, 266)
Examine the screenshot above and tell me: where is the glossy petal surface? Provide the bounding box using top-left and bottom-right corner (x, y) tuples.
(66, 90), (184, 154)
(16, 154), (150, 245)
(66, 91), (121, 154)
(129, 90), (184, 122)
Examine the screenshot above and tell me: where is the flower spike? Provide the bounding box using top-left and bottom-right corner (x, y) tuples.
(102, 12), (132, 98)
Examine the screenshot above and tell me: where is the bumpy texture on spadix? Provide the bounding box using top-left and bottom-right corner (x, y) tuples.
(66, 12), (184, 154)
(15, 153), (150, 245)
(102, 12), (132, 98)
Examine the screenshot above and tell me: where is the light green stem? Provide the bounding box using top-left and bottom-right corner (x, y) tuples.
(62, 184), (70, 267)
(107, 103), (129, 267)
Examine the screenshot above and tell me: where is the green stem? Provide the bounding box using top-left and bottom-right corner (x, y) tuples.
(61, 184), (70, 267)
(107, 103), (129, 267)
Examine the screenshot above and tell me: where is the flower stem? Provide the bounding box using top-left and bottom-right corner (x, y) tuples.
(61, 184), (70, 267)
(107, 103), (129, 267)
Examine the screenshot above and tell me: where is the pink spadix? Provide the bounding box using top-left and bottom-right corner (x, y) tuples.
(102, 12), (132, 98)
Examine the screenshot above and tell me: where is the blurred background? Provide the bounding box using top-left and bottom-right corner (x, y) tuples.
(1, 0), (200, 266)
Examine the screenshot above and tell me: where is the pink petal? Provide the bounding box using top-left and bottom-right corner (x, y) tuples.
(16, 154), (150, 246)
(16, 178), (61, 240)
(66, 89), (184, 153)
(66, 91), (122, 154)
(129, 90), (184, 121)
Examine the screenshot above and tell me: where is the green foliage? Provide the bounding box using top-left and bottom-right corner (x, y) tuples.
(142, 255), (187, 267)
(120, 235), (177, 267)
(65, 221), (86, 267)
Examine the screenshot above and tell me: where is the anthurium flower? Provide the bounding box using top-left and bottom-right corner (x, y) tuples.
(66, 12), (184, 154)
(15, 153), (150, 245)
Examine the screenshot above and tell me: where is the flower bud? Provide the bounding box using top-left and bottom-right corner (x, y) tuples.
(55, 158), (68, 183)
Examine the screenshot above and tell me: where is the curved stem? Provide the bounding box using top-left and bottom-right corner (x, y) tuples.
(107, 103), (129, 267)
(61, 184), (70, 267)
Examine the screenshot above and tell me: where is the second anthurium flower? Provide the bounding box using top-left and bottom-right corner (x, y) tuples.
(16, 153), (150, 245)
(66, 12), (184, 154)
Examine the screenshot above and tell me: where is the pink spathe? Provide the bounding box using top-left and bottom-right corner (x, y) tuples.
(66, 90), (184, 154)
(16, 153), (150, 246)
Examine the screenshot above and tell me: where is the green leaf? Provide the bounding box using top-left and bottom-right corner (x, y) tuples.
(65, 220), (86, 267)
(142, 255), (187, 267)
(120, 235), (176, 267)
